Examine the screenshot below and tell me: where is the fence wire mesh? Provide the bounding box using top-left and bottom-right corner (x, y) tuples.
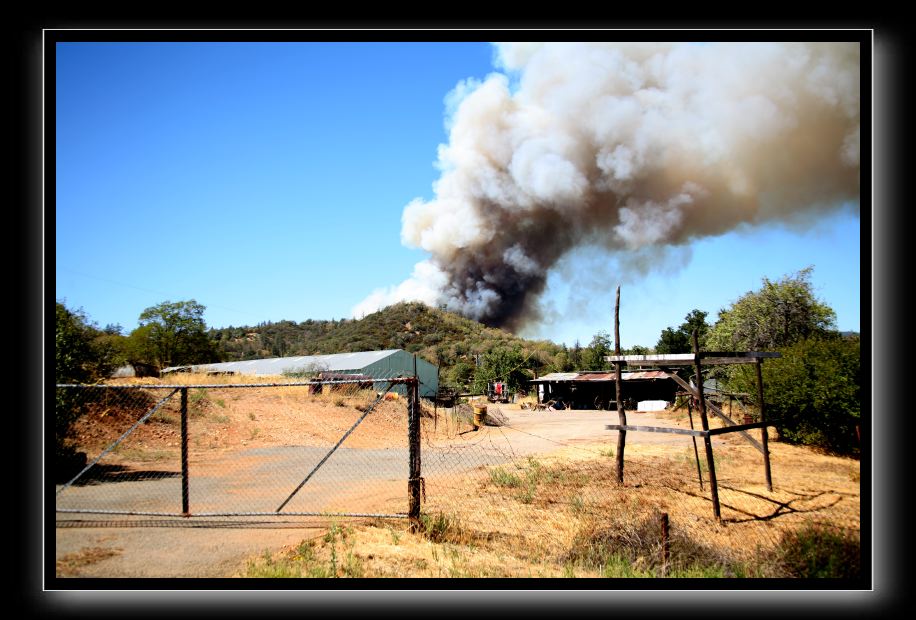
(56, 370), (417, 523)
(55, 369), (861, 578)
(416, 395), (861, 577)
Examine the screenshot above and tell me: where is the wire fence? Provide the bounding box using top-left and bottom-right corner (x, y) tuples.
(55, 371), (860, 577)
(55, 372), (417, 523)
(417, 398), (861, 576)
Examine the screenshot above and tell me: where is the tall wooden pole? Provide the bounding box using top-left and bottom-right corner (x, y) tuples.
(755, 359), (773, 491)
(614, 286), (626, 484)
(693, 330), (721, 521)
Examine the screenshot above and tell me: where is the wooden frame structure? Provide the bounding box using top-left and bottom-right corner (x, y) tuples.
(605, 288), (780, 521)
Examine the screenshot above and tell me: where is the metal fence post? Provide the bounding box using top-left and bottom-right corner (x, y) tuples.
(180, 387), (190, 517)
(408, 358), (422, 532)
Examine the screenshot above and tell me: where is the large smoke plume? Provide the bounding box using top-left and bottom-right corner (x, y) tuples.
(353, 42), (860, 331)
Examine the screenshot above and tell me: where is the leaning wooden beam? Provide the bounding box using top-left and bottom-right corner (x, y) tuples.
(706, 421), (770, 436)
(606, 424), (708, 436)
(606, 421), (773, 437)
(662, 371), (765, 454)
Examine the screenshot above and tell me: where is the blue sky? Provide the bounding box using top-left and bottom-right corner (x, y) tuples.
(55, 41), (861, 349)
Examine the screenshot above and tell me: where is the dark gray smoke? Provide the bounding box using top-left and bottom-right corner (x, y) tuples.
(353, 42), (860, 331)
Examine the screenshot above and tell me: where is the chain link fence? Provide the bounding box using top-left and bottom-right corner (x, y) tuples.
(55, 368), (860, 578)
(416, 396), (860, 577)
(56, 372), (418, 523)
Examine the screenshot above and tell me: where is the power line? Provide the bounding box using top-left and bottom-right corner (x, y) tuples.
(56, 266), (262, 322)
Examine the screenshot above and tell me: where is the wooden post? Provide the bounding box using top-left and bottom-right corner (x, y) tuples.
(693, 331), (721, 521)
(755, 359), (773, 491)
(614, 285), (626, 484)
(408, 356), (422, 532)
(660, 512), (670, 577)
(180, 387), (190, 517)
(686, 398), (704, 490)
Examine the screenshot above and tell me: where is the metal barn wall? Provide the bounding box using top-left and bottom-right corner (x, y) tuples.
(363, 350), (438, 398)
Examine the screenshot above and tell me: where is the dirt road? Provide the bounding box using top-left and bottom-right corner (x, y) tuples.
(54, 408), (691, 578)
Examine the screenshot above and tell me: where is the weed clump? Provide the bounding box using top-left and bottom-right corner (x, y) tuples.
(420, 512), (467, 545)
(769, 523), (860, 579)
(242, 524), (363, 578)
(563, 511), (746, 578)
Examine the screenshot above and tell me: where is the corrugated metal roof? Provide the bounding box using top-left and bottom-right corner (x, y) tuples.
(533, 372), (580, 381)
(531, 370), (670, 382)
(622, 370), (669, 380)
(575, 372), (616, 381)
(162, 349), (403, 376)
(577, 371), (669, 381)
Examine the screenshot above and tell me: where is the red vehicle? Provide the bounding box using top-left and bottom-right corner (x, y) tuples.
(487, 381), (511, 403)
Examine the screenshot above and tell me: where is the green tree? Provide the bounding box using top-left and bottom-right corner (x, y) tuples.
(570, 340), (583, 369)
(552, 347), (572, 372)
(656, 309), (710, 354)
(706, 267), (836, 351)
(123, 323), (157, 365)
(56, 302), (118, 383)
(444, 361), (474, 391)
(55, 302), (116, 475)
(728, 334), (860, 455)
(705, 268), (857, 455)
(655, 327), (689, 355)
(471, 347), (532, 395)
(582, 331), (613, 370)
(134, 300), (220, 369)
(56, 302), (96, 385)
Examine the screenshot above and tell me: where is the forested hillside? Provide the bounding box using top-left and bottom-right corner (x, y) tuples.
(58, 267), (861, 455)
(207, 302), (573, 388)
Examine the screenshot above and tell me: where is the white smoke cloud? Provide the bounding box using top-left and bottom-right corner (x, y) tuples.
(352, 41), (860, 329)
(351, 260), (448, 319)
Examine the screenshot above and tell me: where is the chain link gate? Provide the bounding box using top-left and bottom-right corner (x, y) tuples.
(55, 376), (421, 525)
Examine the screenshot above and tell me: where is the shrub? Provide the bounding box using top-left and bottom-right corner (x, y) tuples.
(420, 512), (465, 544)
(55, 302), (117, 480)
(728, 334), (860, 455)
(488, 467), (523, 488)
(563, 512), (745, 578)
(772, 524), (861, 579)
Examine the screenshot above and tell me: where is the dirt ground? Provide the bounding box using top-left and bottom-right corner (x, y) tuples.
(54, 378), (860, 579)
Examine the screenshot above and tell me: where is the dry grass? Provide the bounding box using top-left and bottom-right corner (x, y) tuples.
(239, 433), (860, 578)
(68, 378), (860, 578)
(56, 546), (123, 577)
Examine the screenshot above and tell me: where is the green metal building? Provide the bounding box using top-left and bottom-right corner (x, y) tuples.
(161, 349), (439, 398)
